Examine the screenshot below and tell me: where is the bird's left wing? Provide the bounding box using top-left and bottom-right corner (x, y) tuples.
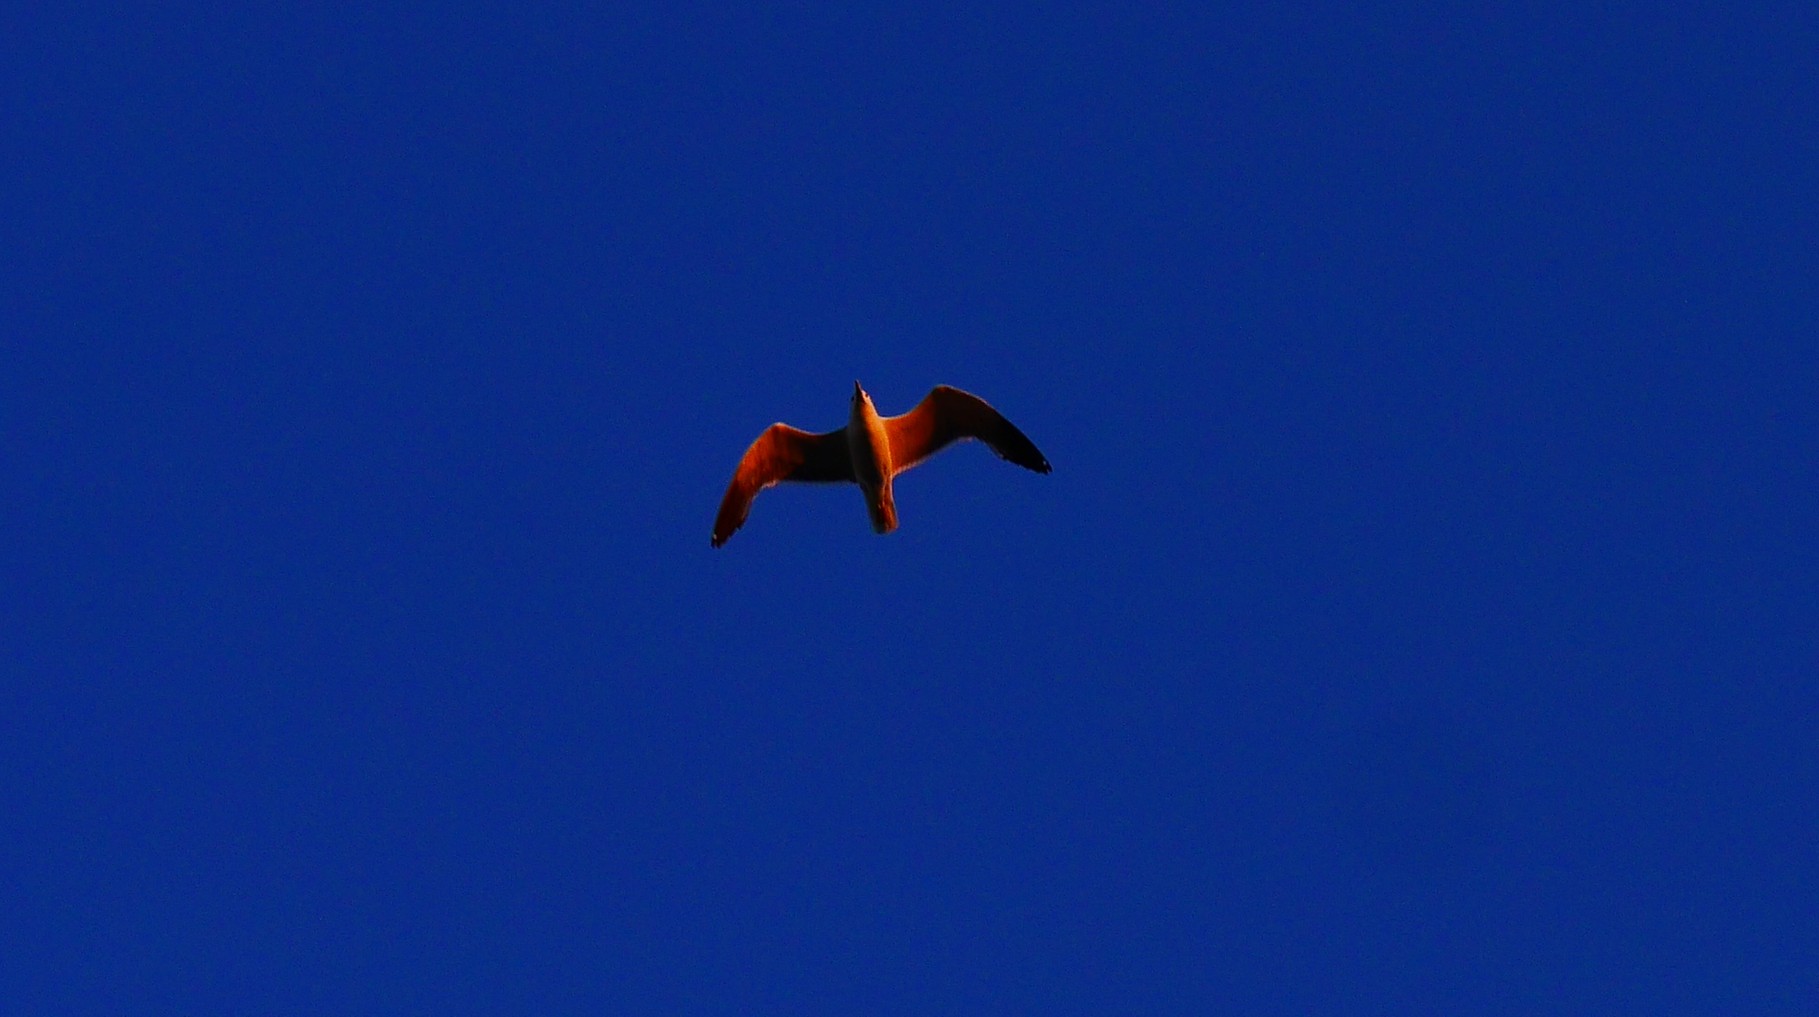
(712, 424), (852, 547)
(883, 385), (1051, 477)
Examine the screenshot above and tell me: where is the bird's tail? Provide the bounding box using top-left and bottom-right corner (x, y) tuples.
(867, 482), (898, 535)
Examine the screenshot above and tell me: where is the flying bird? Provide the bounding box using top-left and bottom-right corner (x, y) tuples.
(712, 383), (1051, 547)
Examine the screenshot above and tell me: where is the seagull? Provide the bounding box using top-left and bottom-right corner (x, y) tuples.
(712, 382), (1051, 547)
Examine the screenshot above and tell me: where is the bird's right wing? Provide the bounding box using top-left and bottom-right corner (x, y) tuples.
(712, 424), (852, 547)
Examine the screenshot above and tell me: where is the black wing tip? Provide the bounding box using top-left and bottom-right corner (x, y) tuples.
(995, 443), (1050, 474)
(1018, 441), (1051, 474)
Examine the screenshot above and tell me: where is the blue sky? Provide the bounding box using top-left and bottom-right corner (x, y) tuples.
(5, 4), (1816, 1013)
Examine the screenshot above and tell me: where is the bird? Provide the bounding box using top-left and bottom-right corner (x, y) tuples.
(712, 382), (1051, 547)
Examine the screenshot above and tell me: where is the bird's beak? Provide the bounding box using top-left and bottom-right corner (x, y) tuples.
(853, 381), (864, 398)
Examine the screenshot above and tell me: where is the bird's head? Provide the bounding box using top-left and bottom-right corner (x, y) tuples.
(851, 381), (871, 408)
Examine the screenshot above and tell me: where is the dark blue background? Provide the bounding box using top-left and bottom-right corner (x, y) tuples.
(6, 4), (1815, 1012)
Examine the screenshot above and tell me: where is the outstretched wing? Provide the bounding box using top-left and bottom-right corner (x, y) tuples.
(712, 424), (852, 547)
(884, 387), (1055, 480)
(883, 385), (1051, 477)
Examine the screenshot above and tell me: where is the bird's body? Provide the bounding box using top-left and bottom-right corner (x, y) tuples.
(846, 387), (897, 535)
(711, 382), (1050, 547)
